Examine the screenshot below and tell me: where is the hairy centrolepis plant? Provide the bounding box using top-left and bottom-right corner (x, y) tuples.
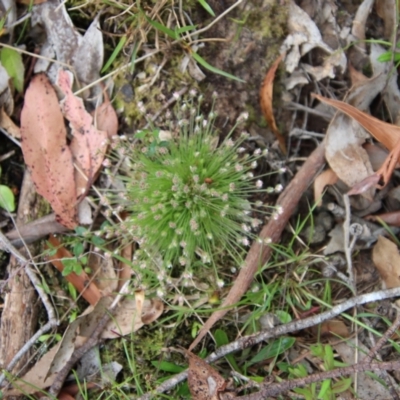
(104, 92), (282, 290)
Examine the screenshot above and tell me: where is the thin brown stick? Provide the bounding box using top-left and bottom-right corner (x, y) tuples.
(189, 141), (326, 351)
(137, 287), (400, 400)
(47, 282), (130, 397)
(236, 359), (400, 399)
(365, 309), (400, 364)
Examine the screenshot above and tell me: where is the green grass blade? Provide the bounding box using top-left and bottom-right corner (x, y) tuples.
(101, 35), (127, 73)
(197, 0), (215, 16)
(191, 52), (245, 82)
(140, 8), (177, 40)
(130, 41), (139, 74)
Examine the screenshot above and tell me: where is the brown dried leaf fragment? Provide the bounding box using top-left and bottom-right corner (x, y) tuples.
(47, 235), (102, 305)
(57, 70), (108, 197)
(314, 168), (338, 206)
(186, 351), (227, 400)
(20, 73), (77, 228)
(372, 236), (400, 289)
(314, 93), (400, 188)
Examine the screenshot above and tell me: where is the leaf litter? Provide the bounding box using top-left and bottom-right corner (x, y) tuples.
(4, 0), (400, 398)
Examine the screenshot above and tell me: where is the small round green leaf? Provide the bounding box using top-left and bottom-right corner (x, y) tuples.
(0, 184), (15, 212)
(0, 48), (24, 93)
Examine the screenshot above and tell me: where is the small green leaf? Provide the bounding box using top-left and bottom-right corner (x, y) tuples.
(197, 0), (215, 16)
(214, 329), (241, 372)
(317, 379), (331, 399)
(61, 259), (82, 276)
(191, 52), (245, 82)
(75, 226), (87, 236)
(0, 48), (24, 93)
(331, 377), (352, 394)
(0, 184), (15, 212)
(275, 310), (292, 324)
(135, 130), (147, 139)
(151, 361), (185, 373)
(247, 337), (295, 367)
(73, 242), (84, 258)
(92, 236), (105, 246)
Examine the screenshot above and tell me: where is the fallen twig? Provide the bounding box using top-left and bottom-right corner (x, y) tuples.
(189, 141), (326, 351)
(138, 286), (400, 399)
(47, 281), (130, 397)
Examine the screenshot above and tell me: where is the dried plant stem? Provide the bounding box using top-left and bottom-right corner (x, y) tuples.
(189, 141), (326, 351)
(138, 287), (400, 399)
(343, 194), (355, 291)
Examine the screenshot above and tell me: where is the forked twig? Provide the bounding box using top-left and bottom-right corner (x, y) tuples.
(47, 281), (131, 396)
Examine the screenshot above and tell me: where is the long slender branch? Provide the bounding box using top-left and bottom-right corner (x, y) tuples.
(137, 287), (400, 399)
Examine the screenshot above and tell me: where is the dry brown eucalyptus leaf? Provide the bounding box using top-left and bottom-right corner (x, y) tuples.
(20, 73), (78, 228)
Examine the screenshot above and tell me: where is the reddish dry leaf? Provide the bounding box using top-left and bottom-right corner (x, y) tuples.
(318, 319), (350, 338)
(260, 53), (287, 154)
(314, 168), (338, 205)
(372, 236), (400, 289)
(186, 351), (227, 400)
(47, 235), (102, 305)
(314, 93), (400, 187)
(20, 73), (77, 228)
(57, 70), (108, 197)
(93, 90), (118, 138)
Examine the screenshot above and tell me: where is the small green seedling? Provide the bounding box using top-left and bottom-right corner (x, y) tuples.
(287, 343), (351, 400)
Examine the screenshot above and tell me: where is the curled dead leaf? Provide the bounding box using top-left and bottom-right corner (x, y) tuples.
(260, 53), (286, 154)
(314, 93), (400, 188)
(314, 169), (338, 206)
